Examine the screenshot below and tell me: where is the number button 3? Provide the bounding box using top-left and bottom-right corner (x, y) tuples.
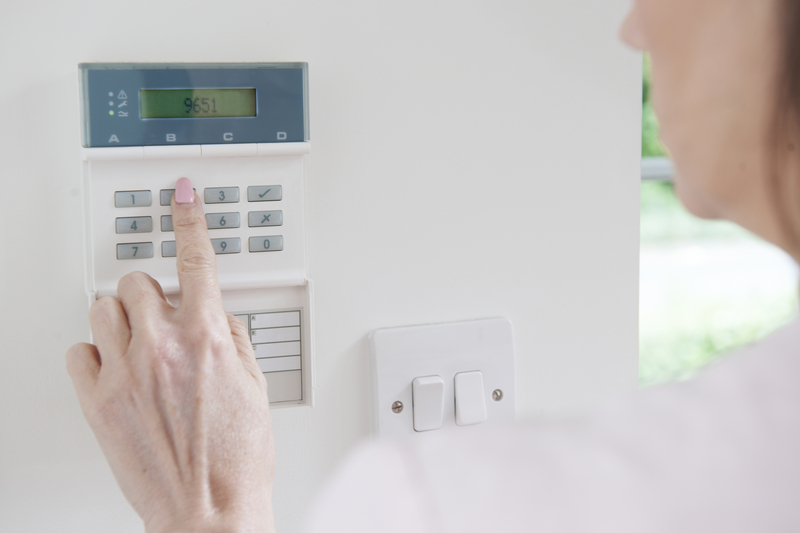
(204, 187), (239, 204)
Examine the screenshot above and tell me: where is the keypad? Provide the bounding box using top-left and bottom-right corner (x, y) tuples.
(117, 242), (154, 260)
(204, 187), (239, 204)
(114, 185), (285, 260)
(248, 185), (281, 202)
(115, 190), (151, 208)
(248, 210), (282, 227)
(116, 216), (152, 234)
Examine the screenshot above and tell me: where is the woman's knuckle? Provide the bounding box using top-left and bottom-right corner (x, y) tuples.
(178, 245), (215, 274)
(89, 297), (116, 319)
(174, 213), (206, 232)
(117, 271), (153, 297)
(150, 336), (181, 367)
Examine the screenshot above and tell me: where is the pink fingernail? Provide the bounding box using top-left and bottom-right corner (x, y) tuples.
(175, 177), (194, 205)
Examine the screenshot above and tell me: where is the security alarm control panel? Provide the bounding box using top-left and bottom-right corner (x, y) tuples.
(79, 63), (313, 408)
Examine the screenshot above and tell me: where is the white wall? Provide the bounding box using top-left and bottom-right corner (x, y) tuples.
(0, 1), (640, 531)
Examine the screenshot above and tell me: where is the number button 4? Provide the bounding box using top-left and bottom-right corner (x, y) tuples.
(116, 216), (153, 234)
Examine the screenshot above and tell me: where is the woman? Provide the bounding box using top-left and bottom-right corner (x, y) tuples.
(65, 1), (800, 531)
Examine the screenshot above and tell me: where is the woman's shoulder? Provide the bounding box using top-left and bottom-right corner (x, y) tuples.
(304, 318), (800, 533)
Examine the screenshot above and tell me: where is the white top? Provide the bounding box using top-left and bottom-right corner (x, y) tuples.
(304, 318), (800, 532)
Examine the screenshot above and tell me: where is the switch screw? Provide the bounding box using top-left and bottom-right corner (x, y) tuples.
(492, 389), (503, 402)
(391, 401), (404, 413)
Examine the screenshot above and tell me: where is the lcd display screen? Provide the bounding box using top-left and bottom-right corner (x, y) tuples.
(139, 88), (256, 119)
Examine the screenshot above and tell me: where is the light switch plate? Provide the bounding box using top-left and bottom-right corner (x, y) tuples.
(369, 317), (516, 440)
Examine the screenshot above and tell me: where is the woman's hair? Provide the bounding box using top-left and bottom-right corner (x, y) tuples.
(773, 0), (800, 250)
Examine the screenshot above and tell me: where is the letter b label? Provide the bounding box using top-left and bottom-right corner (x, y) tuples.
(166, 133), (176, 142)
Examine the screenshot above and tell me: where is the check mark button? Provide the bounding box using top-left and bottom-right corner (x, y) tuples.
(248, 185), (282, 202)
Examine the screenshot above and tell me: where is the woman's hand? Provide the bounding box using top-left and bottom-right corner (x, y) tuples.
(66, 178), (275, 533)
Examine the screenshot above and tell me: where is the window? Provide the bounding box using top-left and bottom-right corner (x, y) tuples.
(639, 55), (798, 386)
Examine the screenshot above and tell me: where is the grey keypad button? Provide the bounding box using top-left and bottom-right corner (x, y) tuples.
(206, 212), (240, 229)
(160, 189), (175, 206)
(249, 235), (284, 252)
(161, 215), (173, 232)
(162, 241), (176, 257)
(115, 190), (151, 208)
(116, 217), (152, 234)
(117, 242), (154, 260)
(248, 210), (283, 227)
(204, 187), (239, 204)
(161, 188), (196, 206)
(211, 237), (241, 254)
(247, 185), (282, 202)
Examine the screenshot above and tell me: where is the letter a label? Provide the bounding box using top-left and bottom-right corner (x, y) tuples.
(109, 134), (120, 143)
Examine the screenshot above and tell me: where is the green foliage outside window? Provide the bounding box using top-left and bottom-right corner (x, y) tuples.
(642, 54), (666, 158)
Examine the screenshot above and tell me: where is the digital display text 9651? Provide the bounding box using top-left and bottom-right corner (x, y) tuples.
(139, 88), (256, 119)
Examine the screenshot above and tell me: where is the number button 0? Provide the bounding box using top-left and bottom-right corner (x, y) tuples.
(249, 235), (284, 252)
(204, 187), (239, 204)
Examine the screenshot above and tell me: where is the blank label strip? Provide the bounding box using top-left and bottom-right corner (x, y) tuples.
(254, 341), (301, 358)
(257, 356), (301, 373)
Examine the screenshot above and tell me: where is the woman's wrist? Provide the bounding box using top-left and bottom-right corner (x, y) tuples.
(148, 506), (276, 533)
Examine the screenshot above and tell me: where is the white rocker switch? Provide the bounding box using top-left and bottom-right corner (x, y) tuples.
(454, 371), (488, 426)
(412, 376), (445, 432)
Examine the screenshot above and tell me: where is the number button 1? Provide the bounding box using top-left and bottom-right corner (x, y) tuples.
(115, 190), (152, 208)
